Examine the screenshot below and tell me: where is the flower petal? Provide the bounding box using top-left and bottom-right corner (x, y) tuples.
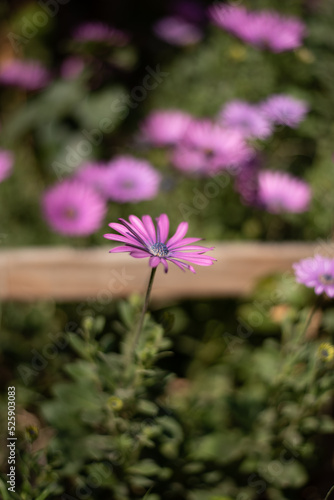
(161, 258), (169, 273)
(128, 215), (151, 241)
(142, 215), (156, 243)
(172, 252), (216, 265)
(104, 233), (144, 247)
(129, 250), (150, 258)
(109, 246), (133, 253)
(149, 256), (161, 267)
(173, 245), (215, 253)
(169, 237), (202, 249)
(168, 258), (196, 273)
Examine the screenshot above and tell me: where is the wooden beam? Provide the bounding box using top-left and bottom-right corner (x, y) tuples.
(0, 243), (327, 302)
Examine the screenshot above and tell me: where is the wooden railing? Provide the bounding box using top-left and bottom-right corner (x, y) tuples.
(0, 242), (325, 302)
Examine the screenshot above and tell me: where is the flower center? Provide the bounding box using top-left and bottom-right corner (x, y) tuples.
(150, 242), (169, 257)
(121, 180), (135, 189)
(204, 148), (215, 159)
(319, 273), (334, 285)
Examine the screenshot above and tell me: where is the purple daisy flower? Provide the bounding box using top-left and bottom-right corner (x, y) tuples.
(293, 255), (334, 297)
(219, 100), (273, 140)
(258, 170), (311, 213)
(42, 180), (107, 236)
(261, 94), (309, 128)
(139, 109), (193, 146)
(104, 214), (216, 273)
(60, 57), (85, 80)
(0, 60), (50, 90)
(72, 22), (129, 46)
(103, 156), (161, 203)
(171, 119), (253, 175)
(0, 149), (14, 183)
(153, 17), (202, 46)
(209, 4), (306, 53)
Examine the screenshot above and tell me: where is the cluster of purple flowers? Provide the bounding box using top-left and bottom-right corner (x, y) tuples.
(209, 4), (306, 53)
(42, 156), (161, 237)
(219, 95), (309, 138)
(138, 92), (311, 214)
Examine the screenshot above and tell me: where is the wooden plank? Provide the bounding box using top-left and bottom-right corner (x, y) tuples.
(0, 243), (328, 302)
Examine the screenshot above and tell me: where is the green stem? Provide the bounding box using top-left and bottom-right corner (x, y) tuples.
(130, 267), (157, 358)
(325, 485), (334, 500)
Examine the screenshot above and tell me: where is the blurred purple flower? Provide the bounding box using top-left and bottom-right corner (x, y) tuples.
(234, 155), (261, 206)
(219, 100), (273, 139)
(140, 109), (193, 146)
(42, 180), (107, 236)
(293, 255), (334, 297)
(0, 60), (50, 90)
(261, 94), (309, 127)
(72, 22), (129, 46)
(0, 149), (14, 183)
(60, 57), (85, 80)
(153, 16), (202, 46)
(258, 170), (311, 213)
(104, 213), (216, 273)
(171, 119), (253, 175)
(209, 4), (306, 52)
(103, 156), (161, 203)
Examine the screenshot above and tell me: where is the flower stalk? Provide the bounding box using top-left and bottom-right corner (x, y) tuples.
(130, 267), (157, 359)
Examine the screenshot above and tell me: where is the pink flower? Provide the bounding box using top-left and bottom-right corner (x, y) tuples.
(258, 170), (311, 213)
(293, 255), (334, 297)
(209, 4), (306, 53)
(72, 22), (129, 46)
(103, 156), (161, 203)
(0, 149), (14, 183)
(139, 109), (193, 146)
(153, 17), (202, 46)
(104, 214), (216, 273)
(171, 119), (253, 175)
(42, 180), (107, 236)
(261, 94), (309, 128)
(0, 60), (50, 90)
(218, 100), (273, 139)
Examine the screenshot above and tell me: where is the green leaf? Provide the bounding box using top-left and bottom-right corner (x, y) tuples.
(127, 459), (162, 476)
(136, 399), (159, 416)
